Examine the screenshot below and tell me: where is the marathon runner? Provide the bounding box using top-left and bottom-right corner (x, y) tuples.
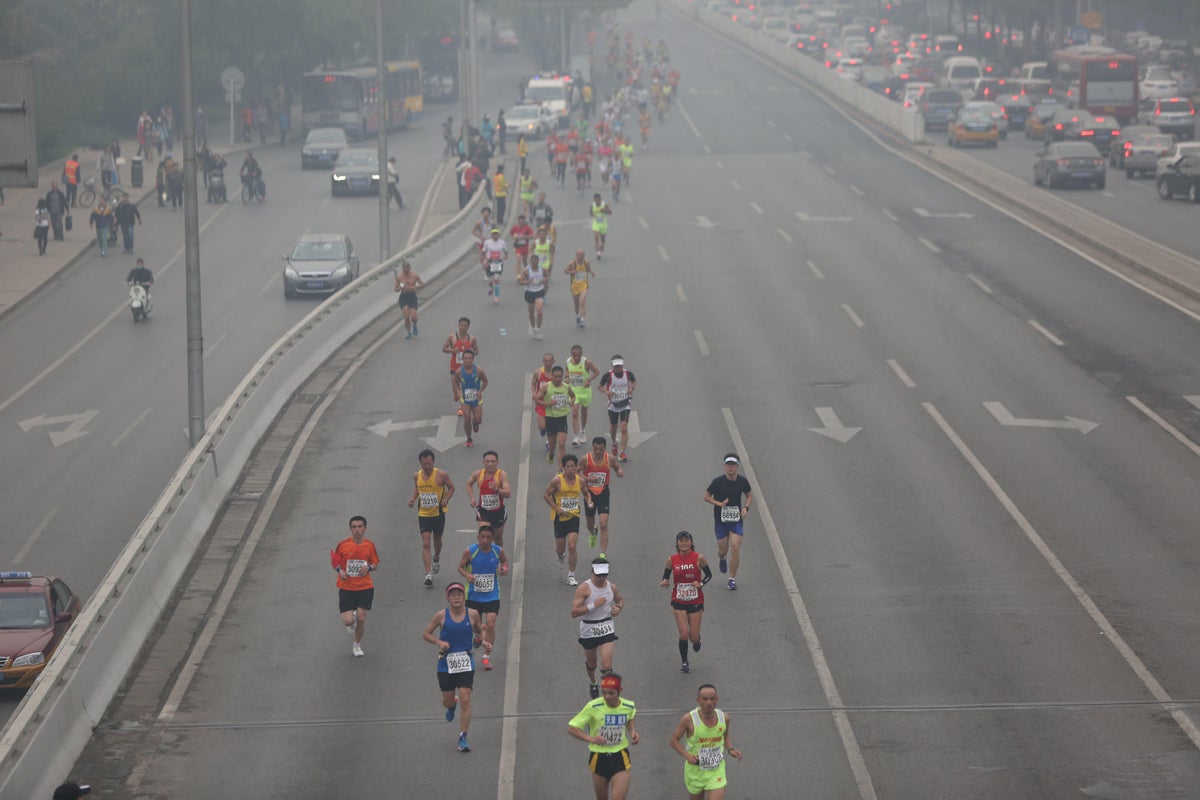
(703, 454), (752, 591)
(519, 167), (537, 219)
(393, 260), (425, 340)
(545, 453), (588, 586)
(457, 524), (508, 670)
(659, 531), (711, 672)
(598, 355), (636, 462)
(472, 206), (495, 276)
(583, 436), (622, 556)
(565, 249), (596, 328)
(567, 672), (638, 800)
(466, 449), (511, 547)
(591, 193), (613, 261)
(518, 253), (549, 340)
(510, 213), (534, 271)
(667, 684), (743, 799)
(442, 317), (479, 411)
(532, 352), (555, 455)
(331, 515), (380, 658)
(567, 344), (601, 444)
(421, 582), (490, 752)
(536, 365), (576, 466)
(409, 448), (455, 587)
(481, 227), (508, 303)
(570, 557), (624, 697)
(452, 350), (488, 446)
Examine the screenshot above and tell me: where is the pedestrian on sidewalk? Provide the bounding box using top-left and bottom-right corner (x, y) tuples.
(497, 109), (508, 154)
(195, 106), (208, 149)
(34, 199), (50, 255)
(110, 140), (123, 186)
(114, 194), (142, 253)
(167, 160), (184, 210)
(89, 199), (114, 257)
(98, 146), (116, 190)
(63, 154), (81, 207)
(45, 181), (68, 241)
(387, 157), (405, 209)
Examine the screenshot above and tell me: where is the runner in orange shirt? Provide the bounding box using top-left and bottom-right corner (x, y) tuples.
(332, 515), (381, 657)
(554, 136), (571, 186)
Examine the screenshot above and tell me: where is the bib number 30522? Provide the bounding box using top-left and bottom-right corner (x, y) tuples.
(445, 650), (472, 673)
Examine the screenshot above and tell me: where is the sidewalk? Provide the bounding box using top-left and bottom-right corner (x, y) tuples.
(0, 137), (248, 319)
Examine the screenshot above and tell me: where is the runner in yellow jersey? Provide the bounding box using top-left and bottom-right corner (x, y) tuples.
(591, 193), (613, 261)
(408, 448), (456, 587)
(543, 453), (589, 585)
(668, 683), (743, 799)
(565, 249), (596, 329)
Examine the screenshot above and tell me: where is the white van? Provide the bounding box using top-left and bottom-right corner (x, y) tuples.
(524, 78), (571, 129)
(939, 56), (982, 91)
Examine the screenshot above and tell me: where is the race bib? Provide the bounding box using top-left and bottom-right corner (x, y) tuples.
(698, 746), (723, 770)
(488, 262), (503, 275)
(473, 573), (495, 593)
(445, 650), (472, 673)
(610, 388), (628, 402)
(720, 505), (741, 523)
(587, 473), (607, 488)
(345, 559), (368, 578)
(551, 394), (569, 409)
(570, 372), (586, 386)
(480, 494), (500, 510)
(420, 492), (440, 509)
(560, 495), (580, 513)
(600, 725), (625, 745)
(676, 583), (699, 602)
(580, 619), (613, 638)
(463, 388), (479, 402)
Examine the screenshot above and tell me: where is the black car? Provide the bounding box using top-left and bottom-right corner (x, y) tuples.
(1044, 107), (1089, 143)
(1076, 113), (1121, 155)
(1156, 154), (1200, 201)
(998, 93), (1032, 130)
(1033, 141), (1106, 189)
(330, 149), (380, 196)
(300, 127), (349, 170)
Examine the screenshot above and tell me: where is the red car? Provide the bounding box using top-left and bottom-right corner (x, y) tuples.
(0, 572), (81, 689)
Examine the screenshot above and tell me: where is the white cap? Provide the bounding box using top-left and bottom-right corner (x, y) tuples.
(592, 562), (610, 574)
(724, 456), (740, 465)
(611, 357), (624, 366)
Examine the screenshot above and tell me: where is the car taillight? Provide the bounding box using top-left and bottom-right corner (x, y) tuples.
(1094, 159), (1103, 166)
(1124, 142), (1133, 152)
(1156, 108), (1161, 115)
(1111, 130), (1120, 136)
(1055, 123), (1063, 129)
(1058, 159), (1070, 166)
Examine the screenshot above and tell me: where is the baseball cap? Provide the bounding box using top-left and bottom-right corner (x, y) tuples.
(592, 562), (610, 574)
(724, 455), (740, 465)
(610, 356), (624, 366)
(53, 783), (91, 800)
(490, 227), (501, 234)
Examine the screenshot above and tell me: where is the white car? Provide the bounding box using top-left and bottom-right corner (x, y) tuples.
(504, 104), (554, 139)
(835, 58), (864, 82)
(1141, 66), (1179, 100)
(761, 16), (791, 43)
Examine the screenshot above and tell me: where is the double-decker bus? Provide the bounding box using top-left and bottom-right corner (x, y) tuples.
(1048, 46), (1139, 124)
(418, 34), (459, 103)
(300, 61), (423, 139)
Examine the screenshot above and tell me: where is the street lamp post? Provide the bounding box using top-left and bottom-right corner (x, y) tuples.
(377, 0), (390, 261)
(180, 0), (205, 448)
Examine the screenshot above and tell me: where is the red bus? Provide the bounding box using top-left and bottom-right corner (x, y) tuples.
(1048, 46), (1139, 124)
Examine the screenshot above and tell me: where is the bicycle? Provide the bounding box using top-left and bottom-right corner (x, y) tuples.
(78, 178), (126, 208)
(241, 175), (266, 203)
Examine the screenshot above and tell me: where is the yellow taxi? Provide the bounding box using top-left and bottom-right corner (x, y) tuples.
(0, 572), (81, 689)
(1024, 100), (1059, 140)
(948, 108), (999, 147)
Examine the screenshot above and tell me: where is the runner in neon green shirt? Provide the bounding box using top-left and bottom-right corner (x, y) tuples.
(568, 672), (639, 799)
(668, 683), (743, 799)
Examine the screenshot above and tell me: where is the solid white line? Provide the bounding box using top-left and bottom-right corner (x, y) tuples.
(256, 273), (279, 297)
(730, 179), (741, 190)
(750, 201), (764, 214)
(919, 236), (941, 253)
(111, 407), (153, 447)
(676, 284), (688, 303)
(886, 359), (916, 388)
(783, 133), (793, 143)
(677, 99), (702, 138)
(824, 164), (837, 176)
(923, 401), (1200, 751)
(1188, 395), (1200, 412)
(406, 159), (449, 248)
(842, 304), (865, 327)
(703, 143), (712, 155)
(1027, 319), (1065, 346)
(638, 216), (649, 230)
(715, 160), (725, 170)
(881, 208), (898, 221)
(1127, 396), (1200, 458)
(497, 375), (534, 800)
(13, 508), (57, 564)
(799, 150), (811, 158)
(966, 274), (993, 294)
(721, 408), (879, 800)
(849, 185), (864, 196)
(694, 329), (710, 356)
(807, 259), (824, 279)
(776, 228), (793, 244)
(0, 205), (229, 417)
(658, 245), (670, 262)
(203, 329), (230, 360)
(321, 196), (331, 208)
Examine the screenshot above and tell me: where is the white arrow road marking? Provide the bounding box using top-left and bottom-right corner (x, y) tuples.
(807, 259), (825, 278)
(625, 410), (658, 448)
(914, 207), (975, 218)
(1185, 395), (1200, 411)
(808, 407), (862, 443)
(983, 401), (1098, 434)
(367, 417), (441, 438)
(693, 215), (717, 229)
(18, 410), (99, 446)
(694, 329), (710, 356)
(797, 212), (851, 222)
(420, 414), (468, 452)
(658, 245), (670, 262)
(776, 228), (793, 243)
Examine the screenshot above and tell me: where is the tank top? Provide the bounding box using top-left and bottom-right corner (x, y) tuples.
(605, 370), (632, 410)
(544, 382), (571, 418)
(525, 263), (547, 293)
(552, 473), (583, 519)
(520, 174), (534, 194)
(685, 709), (727, 774)
(449, 333), (474, 371)
(670, 551), (704, 605)
(533, 367), (551, 410)
(591, 202), (607, 223)
(569, 261), (589, 288)
(476, 468), (506, 512)
(459, 364), (482, 404)
(579, 578), (615, 638)
(436, 607), (475, 674)
(567, 357), (590, 397)
(584, 451), (610, 495)
(533, 238), (552, 266)
(466, 544), (502, 602)
(415, 469), (445, 518)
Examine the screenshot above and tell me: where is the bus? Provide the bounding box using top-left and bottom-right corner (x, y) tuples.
(418, 34), (459, 103)
(300, 61), (423, 139)
(1048, 46), (1139, 124)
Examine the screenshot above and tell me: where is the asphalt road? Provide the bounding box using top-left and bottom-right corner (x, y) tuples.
(72, 3), (1200, 798)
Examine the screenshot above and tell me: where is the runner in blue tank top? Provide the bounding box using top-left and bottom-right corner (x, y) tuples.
(422, 582), (490, 751)
(458, 524), (509, 670)
(453, 350), (488, 447)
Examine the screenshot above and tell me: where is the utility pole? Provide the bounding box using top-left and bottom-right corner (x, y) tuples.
(180, 0), (205, 447)
(377, 0), (390, 261)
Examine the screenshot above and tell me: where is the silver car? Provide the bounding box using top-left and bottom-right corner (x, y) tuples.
(505, 103), (554, 139)
(1119, 132), (1174, 177)
(282, 234), (360, 298)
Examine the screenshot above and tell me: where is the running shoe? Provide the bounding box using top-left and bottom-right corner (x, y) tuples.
(619, 451), (627, 462)
(589, 683), (600, 699)
(474, 635), (482, 648)
(412, 326), (418, 337)
(681, 662), (690, 673)
(727, 578), (737, 591)
(589, 532), (598, 549)
(405, 332), (412, 340)
(432, 557), (440, 574)
(458, 732), (471, 752)
(567, 572), (578, 586)
(482, 656), (493, 671)
(693, 640), (702, 652)
(465, 437), (473, 447)
(425, 574), (434, 587)
(548, 448), (555, 464)
(352, 642), (364, 657)
(612, 443), (619, 458)
(599, 552), (606, 559)
(718, 557), (727, 574)
(446, 698), (457, 722)
(529, 324), (536, 338)
(535, 328), (543, 340)
(457, 407), (464, 416)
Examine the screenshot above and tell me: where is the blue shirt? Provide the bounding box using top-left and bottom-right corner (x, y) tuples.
(466, 544), (502, 602)
(436, 607), (475, 673)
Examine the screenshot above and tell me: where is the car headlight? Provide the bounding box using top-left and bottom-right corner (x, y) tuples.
(332, 266), (350, 279)
(285, 266), (299, 279)
(11, 652), (44, 668)
(371, 174), (380, 181)
(332, 174), (347, 181)
(302, 150), (313, 156)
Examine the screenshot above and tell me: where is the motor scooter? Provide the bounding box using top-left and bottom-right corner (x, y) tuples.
(207, 168), (227, 203)
(129, 282), (152, 322)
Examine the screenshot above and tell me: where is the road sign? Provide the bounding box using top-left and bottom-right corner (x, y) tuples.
(1080, 12), (1102, 31)
(1069, 26), (1090, 46)
(220, 67), (245, 92)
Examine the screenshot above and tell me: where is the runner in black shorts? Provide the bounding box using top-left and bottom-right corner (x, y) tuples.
(393, 260), (425, 340)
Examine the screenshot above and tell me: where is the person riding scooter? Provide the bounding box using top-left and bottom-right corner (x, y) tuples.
(126, 258), (154, 320)
(240, 151), (265, 200)
(127, 258), (154, 295)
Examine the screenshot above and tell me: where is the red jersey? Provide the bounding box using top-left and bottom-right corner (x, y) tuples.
(554, 140), (570, 163)
(533, 367), (552, 415)
(584, 451), (611, 495)
(475, 468), (507, 513)
(669, 551), (703, 605)
(575, 151), (590, 173)
(510, 223), (534, 252)
(448, 333), (475, 372)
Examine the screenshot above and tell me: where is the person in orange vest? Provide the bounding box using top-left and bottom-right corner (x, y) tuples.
(63, 154), (81, 207)
(492, 164), (508, 225)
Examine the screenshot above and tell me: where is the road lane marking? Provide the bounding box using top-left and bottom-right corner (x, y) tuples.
(767, 119), (776, 128)
(638, 216), (649, 230)
(111, 407), (153, 447)
(750, 201), (764, 214)
(887, 359), (916, 388)
(497, 375), (534, 800)
(923, 401), (1200, 751)
(967, 274), (993, 294)
(677, 99), (702, 138)
(406, 159), (449, 248)
(730, 179), (741, 190)
(1028, 320), (1064, 346)
(256, 273), (279, 297)
(824, 164), (837, 176)
(203, 329), (230, 361)
(13, 508), (56, 564)
(1127, 396), (1200, 458)
(703, 143), (712, 154)
(807, 259), (824, 278)
(783, 133), (792, 143)
(799, 150), (811, 158)
(676, 284), (688, 302)
(776, 228), (793, 243)
(849, 185), (864, 196)
(694, 330), (710, 356)
(918, 236), (941, 253)
(715, 160), (724, 169)
(658, 245), (670, 262)
(842, 304), (865, 327)
(752, 104), (762, 112)
(881, 208), (898, 221)
(722, 408), (880, 800)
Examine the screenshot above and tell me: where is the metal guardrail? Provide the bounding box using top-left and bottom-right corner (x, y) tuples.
(0, 185), (486, 800)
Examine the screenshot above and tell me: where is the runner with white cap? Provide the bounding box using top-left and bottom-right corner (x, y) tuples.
(703, 454), (752, 591)
(571, 557), (625, 699)
(598, 355), (636, 462)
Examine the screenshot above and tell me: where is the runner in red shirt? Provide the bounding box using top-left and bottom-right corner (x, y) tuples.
(332, 515), (381, 657)
(442, 317), (479, 412)
(658, 531), (711, 673)
(532, 352), (555, 453)
(583, 436), (623, 554)
(546, 131), (559, 173)
(510, 214), (534, 270)
(574, 147), (591, 193)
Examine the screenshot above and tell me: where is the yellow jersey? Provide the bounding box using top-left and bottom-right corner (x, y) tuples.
(416, 469), (446, 517)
